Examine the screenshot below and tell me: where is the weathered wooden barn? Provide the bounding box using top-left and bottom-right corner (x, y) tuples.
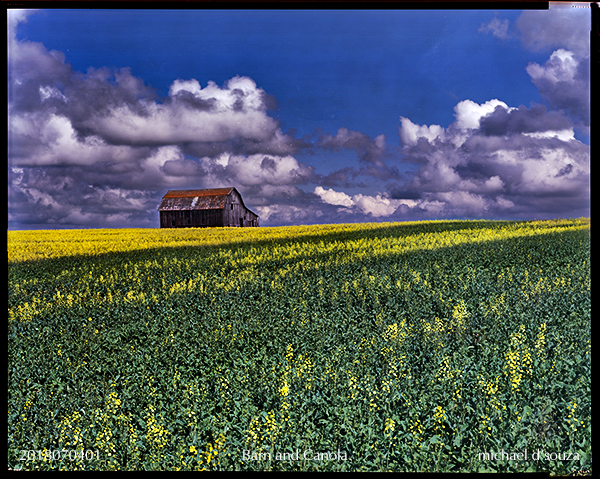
(158, 187), (259, 228)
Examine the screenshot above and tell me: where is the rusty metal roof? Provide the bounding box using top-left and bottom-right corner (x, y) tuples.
(158, 188), (234, 211)
(162, 188), (234, 199)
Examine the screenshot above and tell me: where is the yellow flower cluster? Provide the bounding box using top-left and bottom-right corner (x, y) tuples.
(504, 325), (533, 393)
(348, 375), (360, 401)
(477, 375), (502, 406)
(434, 356), (457, 384)
(106, 391), (121, 415)
(565, 401), (584, 435)
(421, 316), (446, 349)
(279, 348), (292, 425)
(384, 418), (395, 435)
(198, 431), (227, 470)
(534, 323), (547, 358)
(58, 410), (84, 450)
(143, 403), (170, 468)
(381, 320), (411, 393)
(409, 416), (424, 446)
(246, 410), (279, 452)
(145, 404), (170, 447)
(479, 414), (493, 435)
(483, 292), (507, 319)
(450, 300), (469, 334)
(433, 406), (447, 433)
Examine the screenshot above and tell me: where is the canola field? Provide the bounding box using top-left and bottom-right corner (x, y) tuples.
(7, 219), (591, 472)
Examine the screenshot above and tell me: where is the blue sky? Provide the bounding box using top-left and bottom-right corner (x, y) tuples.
(8, 6), (591, 228)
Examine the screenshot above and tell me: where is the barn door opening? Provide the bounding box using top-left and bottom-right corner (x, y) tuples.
(240, 218), (244, 227)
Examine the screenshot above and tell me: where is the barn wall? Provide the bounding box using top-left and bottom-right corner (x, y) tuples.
(160, 209), (224, 228)
(222, 190), (259, 227)
(191, 209), (224, 227)
(224, 189), (244, 227)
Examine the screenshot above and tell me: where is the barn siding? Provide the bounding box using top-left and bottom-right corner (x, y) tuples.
(223, 189), (258, 227)
(160, 209), (224, 228)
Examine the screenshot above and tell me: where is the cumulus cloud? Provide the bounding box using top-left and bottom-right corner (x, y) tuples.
(314, 186), (416, 218)
(526, 49), (590, 128)
(399, 117), (445, 147)
(479, 7), (590, 130)
(478, 103), (574, 137)
(352, 193), (404, 218)
(7, 14), (313, 228)
(314, 186), (354, 208)
(452, 99), (511, 131)
(84, 76), (279, 147)
(393, 98), (589, 219)
(254, 204), (323, 224)
(192, 153), (316, 190)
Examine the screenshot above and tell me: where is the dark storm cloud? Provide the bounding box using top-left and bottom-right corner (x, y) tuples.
(169, 89), (217, 111)
(8, 166), (160, 227)
(160, 158), (206, 178)
(318, 128), (402, 181)
(389, 187), (422, 201)
(479, 104), (573, 137)
(319, 128), (387, 166)
(318, 167), (366, 189)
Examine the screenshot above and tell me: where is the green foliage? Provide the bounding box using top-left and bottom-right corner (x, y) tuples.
(7, 219), (591, 472)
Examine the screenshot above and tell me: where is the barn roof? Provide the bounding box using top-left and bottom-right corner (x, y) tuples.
(157, 187), (258, 216)
(162, 188), (234, 199)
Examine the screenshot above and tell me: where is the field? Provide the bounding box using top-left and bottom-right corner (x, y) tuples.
(7, 219), (591, 472)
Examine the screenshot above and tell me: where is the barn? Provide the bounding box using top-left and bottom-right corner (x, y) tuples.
(158, 187), (259, 228)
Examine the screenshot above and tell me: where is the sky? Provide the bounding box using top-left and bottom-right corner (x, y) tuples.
(7, 6), (591, 229)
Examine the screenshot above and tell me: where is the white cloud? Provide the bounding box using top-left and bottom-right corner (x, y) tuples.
(435, 191), (489, 214)
(353, 194), (402, 217)
(196, 153), (313, 188)
(495, 196), (515, 210)
(453, 99), (510, 130)
(314, 186), (406, 218)
(89, 101), (277, 146)
(9, 111), (142, 167)
(397, 96), (589, 219)
(169, 76), (267, 112)
(314, 186), (354, 207)
(254, 204), (313, 224)
(399, 117), (445, 146)
(66, 75), (283, 147)
(523, 129), (575, 141)
(525, 48), (589, 128)
(168, 78), (202, 97)
(526, 49), (578, 84)
(482, 175), (505, 193)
